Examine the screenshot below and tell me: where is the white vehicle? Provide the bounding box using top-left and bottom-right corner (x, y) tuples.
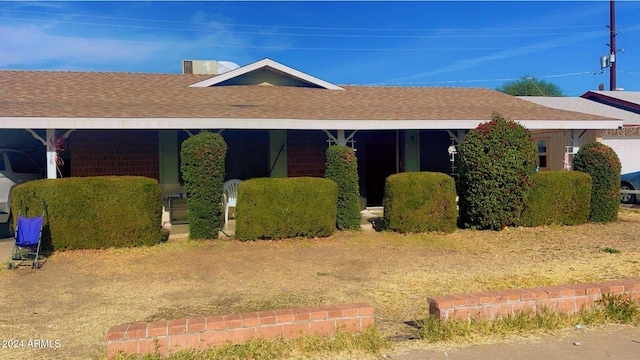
(0, 148), (43, 226)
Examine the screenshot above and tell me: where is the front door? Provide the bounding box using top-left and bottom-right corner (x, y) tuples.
(362, 131), (397, 206)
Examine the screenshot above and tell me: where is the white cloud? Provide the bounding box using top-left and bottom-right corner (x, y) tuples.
(0, 24), (166, 68)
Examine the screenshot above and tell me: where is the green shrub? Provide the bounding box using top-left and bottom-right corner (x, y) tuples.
(235, 177), (337, 240)
(458, 112), (537, 230)
(383, 172), (457, 233)
(180, 131), (227, 239)
(11, 176), (163, 250)
(520, 171), (592, 226)
(324, 145), (361, 231)
(573, 142), (621, 223)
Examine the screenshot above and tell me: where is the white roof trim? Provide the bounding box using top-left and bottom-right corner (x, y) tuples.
(0, 117), (622, 131)
(188, 58), (345, 90)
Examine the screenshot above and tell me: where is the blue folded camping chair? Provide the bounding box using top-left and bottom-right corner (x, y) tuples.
(8, 201), (45, 270)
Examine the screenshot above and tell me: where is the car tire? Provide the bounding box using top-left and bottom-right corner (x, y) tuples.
(621, 183), (637, 204)
(0, 213), (14, 238)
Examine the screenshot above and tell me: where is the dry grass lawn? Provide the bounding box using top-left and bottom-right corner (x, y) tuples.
(1, 208), (640, 359)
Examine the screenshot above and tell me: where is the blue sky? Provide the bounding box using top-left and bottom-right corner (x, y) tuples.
(1, 1), (639, 96)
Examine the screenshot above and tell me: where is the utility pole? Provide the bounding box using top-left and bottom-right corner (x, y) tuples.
(609, 0), (617, 90)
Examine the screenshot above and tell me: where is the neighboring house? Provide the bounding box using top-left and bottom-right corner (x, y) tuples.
(0, 58), (623, 222)
(520, 91), (640, 174)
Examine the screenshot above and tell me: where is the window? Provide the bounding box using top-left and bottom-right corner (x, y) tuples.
(537, 140), (547, 169)
(7, 151), (40, 174)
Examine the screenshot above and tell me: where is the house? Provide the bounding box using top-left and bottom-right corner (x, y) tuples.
(0, 58), (623, 223)
(520, 91), (640, 174)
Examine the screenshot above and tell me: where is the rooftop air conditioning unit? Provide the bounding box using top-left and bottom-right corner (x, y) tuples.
(182, 60), (216, 74)
(182, 60), (240, 75)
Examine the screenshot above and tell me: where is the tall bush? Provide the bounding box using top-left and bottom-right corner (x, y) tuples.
(180, 131), (227, 239)
(458, 112), (537, 230)
(324, 145), (361, 230)
(573, 142), (621, 223)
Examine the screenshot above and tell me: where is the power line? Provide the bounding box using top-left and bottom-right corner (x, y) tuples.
(366, 72), (598, 86)
(0, 8), (606, 33)
(0, 15), (605, 39)
(0, 28), (602, 52)
(618, 70), (640, 77)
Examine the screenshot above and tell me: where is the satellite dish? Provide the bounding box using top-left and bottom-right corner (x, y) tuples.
(217, 61), (240, 74)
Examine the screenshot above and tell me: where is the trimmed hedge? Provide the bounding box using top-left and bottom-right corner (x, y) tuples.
(180, 131), (227, 239)
(325, 145), (361, 231)
(458, 112), (537, 230)
(573, 142), (621, 223)
(383, 172), (458, 234)
(10, 176), (163, 250)
(520, 171), (592, 227)
(235, 177), (337, 241)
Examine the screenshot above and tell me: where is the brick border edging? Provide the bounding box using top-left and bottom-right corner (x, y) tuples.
(428, 279), (640, 321)
(106, 303), (374, 357)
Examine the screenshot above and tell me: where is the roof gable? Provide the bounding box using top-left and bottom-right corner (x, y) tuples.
(189, 58), (345, 90)
(519, 96), (639, 126)
(581, 91), (640, 115)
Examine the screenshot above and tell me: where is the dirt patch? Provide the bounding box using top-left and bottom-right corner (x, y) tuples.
(1, 209), (640, 359)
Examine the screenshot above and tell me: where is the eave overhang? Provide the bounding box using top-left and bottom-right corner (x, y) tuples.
(0, 117), (623, 131)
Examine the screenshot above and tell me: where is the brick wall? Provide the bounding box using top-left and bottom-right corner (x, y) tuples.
(428, 279), (640, 321)
(106, 303), (374, 358)
(287, 130), (327, 177)
(70, 130), (159, 179)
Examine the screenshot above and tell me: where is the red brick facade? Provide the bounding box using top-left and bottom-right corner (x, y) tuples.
(68, 129), (329, 180)
(70, 130), (159, 179)
(287, 130), (327, 177)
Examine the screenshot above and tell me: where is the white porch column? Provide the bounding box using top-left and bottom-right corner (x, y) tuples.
(336, 130), (346, 146)
(26, 128), (75, 179)
(25, 128), (57, 179)
(46, 129), (57, 179)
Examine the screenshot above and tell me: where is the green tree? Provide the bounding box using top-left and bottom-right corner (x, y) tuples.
(496, 75), (564, 96)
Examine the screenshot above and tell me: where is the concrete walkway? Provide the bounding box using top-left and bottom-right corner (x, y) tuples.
(392, 324), (640, 360)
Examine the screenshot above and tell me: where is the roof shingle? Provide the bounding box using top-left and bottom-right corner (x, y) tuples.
(0, 70), (614, 122)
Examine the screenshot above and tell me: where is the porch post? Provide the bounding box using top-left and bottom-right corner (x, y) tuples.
(404, 130), (420, 172)
(323, 130), (357, 148)
(336, 130), (346, 146)
(395, 130), (400, 173)
(446, 130), (466, 177)
(158, 130), (179, 185)
(25, 128), (57, 179)
(24, 128), (75, 179)
(571, 129), (584, 155)
(269, 130), (287, 178)
(45, 128), (57, 179)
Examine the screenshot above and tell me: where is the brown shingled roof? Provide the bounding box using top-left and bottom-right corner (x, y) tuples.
(0, 70), (615, 122)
